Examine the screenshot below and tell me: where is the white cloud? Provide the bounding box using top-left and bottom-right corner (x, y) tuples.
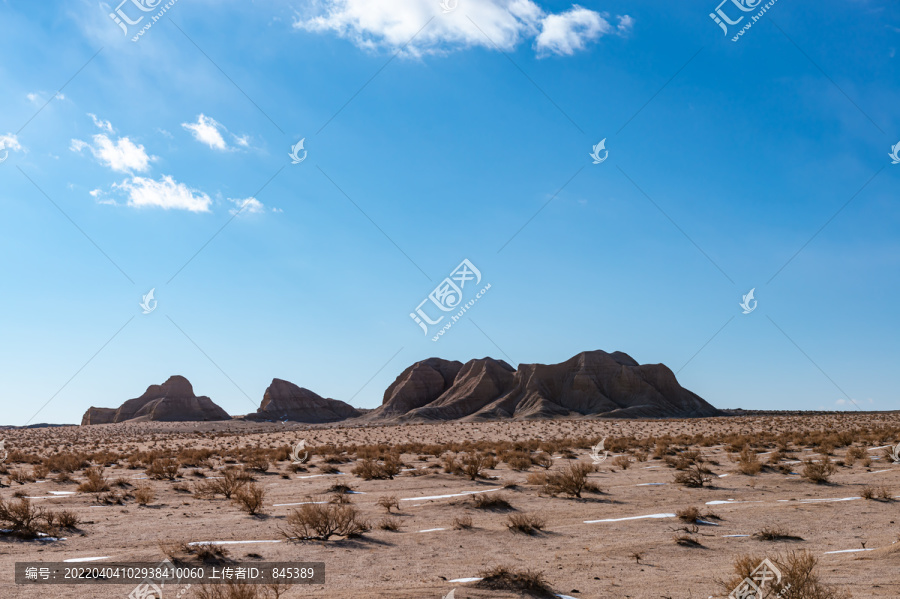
(295, 0), (630, 57)
(228, 197), (266, 215)
(88, 113), (115, 134)
(114, 176), (212, 212)
(71, 133), (154, 173)
(535, 6), (610, 56)
(0, 133), (23, 156)
(182, 114), (229, 151)
(26, 93), (39, 104)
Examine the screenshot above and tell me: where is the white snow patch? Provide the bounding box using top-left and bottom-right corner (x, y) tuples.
(188, 540), (282, 546)
(400, 488), (501, 502)
(636, 483), (666, 486)
(722, 534), (750, 538)
(449, 577), (482, 583)
(64, 556), (111, 563)
(418, 528), (446, 533)
(585, 513), (675, 523)
(273, 501), (327, 507)
(824, 548), (874, 554)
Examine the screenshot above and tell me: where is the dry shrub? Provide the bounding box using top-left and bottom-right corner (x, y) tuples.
(474, 566), (553, 596)
(78, 466), (109, 493)
(674, 533), (703, 547)
(32, 464), (49, 480)
(8, 469), (35, 485)
(134, 483), (155, 506)
(146, 458), (180, 480)
(442, 455), (462, 475)
(281, 503), (369, 541)
(754, 527), (804, 542)
(45, 453), (89, 473)
(544, 462), (598, 498)
(501, 451), (534, 471)
(452, 515), (473, 530)
(460, 452), (491, 480)
(376, 495), (399, 513)
(54, 510), (80, 529)
(193, 579), (292, 599)
(194, 468), (249, 499)
(611, 455), (631, 470)
(674, 465), (713, 488)
(802, 457), (837, 484)
(506, 513), (545, 535)
(737, 447), (763, 475)
(676, 506), (701, 522)
(0, 497), (51, 538)
(377, 516), (400, 531)
(190, 542), (232, 564)
(245, 455), (269, 473)
(233, 483), (266, 515)
(718, 551), (852, 599)
(352, 458), (400, 480)
(471, 493), (512, 511)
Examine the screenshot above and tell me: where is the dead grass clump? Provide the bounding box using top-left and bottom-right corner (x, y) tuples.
(543, 462), (598, 498)
(460, 452), (492, 480)
(676, 506), (701, 522)
(501, 450), (534, 471)
(673, 465), (713, 488)
(753, 527), (804, 541)
(7, 469), (35, 485)
(78, 466), (110, 493)
(190, 542), (232, 564)
(452, 515), (473, 530)
(281, 503), (369, 541)
(471, 493), (513, 511)
(611, 455), (632, 470)
(352, 458), (400, 480)
(719, 551), (851, 599)
(233, 483), (267, 515)
(506, 513), (545, 535)
(376, 495), (399, 513)
(194, 468), (249, 499)
(146, 458), (180, 480)
(802, 457), (837, 484)
(474, 566), (553, 597)
(377, 516), (400, 531)
(737, 447), (763, 475)
(134, 483), (155, 506)
(0, 497), (51, 538)
(674, 533), (704, 547)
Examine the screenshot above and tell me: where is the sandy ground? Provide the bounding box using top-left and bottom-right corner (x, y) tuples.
(0, 414), (898, 599)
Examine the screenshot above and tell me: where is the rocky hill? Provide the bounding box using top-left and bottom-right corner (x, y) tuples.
(81, 376), (231, 424)
(367, 350), (718, 421)
(244, 378), (361, 423)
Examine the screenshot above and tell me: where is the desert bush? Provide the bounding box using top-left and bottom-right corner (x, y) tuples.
(8, 469), (35, 485)
(194, 468), (249, 499)
(281, 503), (369, 541)
(377, 516), (400, 531)
(474, 566), (552, 595)
(506, 513), (545, 535)
(190, 542), (232, 564)
(676, 506), (701, 522)
(376, 495), (399, 514)
(44, 453), (89, 473)
(134, 483), (155, 506)
(753, 527), (803, 541)
(501, 451), (533, 471)
(611, 455), (632, 470)
(54, 509), (80, 529)
(442, 454), (462, 475)
(460, 452), (492, 480)
(674, 533), (703, 547)
(737, 447), (763, 475)
(665, 449), (703, 470)
(0, 497), (50, 538)
(78, 466), (110, 493)
(471, 493), (512, 511)
(146, 458), (180, 480)
(802, 457), (837, 484)
(452, 515), (473, 529)
(233, 483), (267, 515)
(673, 465), (713, 488)
(718, 551), (851, 599)
(245, 455), (269, 473)
(352, 458), (400, 480)
(543, 462), (598, 498)
(32, 464), (49, 480)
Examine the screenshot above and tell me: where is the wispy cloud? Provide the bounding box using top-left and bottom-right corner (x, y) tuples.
(88, 113), (115, 134)
(0, 133), (23, 155)
(113, 176), (212, 212)
(71, 115), (153, 173)
(295, 0), (631, 57)
(228, 197), (267, 215)
(182, 114), (249, 151)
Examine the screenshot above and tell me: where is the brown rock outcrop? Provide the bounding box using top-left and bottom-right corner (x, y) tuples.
(80, 376), (231, 424)
(80, 407), (117, 425)
(246, 378), (360, 423)
(375, 350), (718, 421)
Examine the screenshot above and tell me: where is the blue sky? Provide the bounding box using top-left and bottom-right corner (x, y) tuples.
(0, 0), (898, 425)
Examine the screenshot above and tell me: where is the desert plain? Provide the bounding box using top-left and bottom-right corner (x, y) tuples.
(0, 413), (898, 599)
